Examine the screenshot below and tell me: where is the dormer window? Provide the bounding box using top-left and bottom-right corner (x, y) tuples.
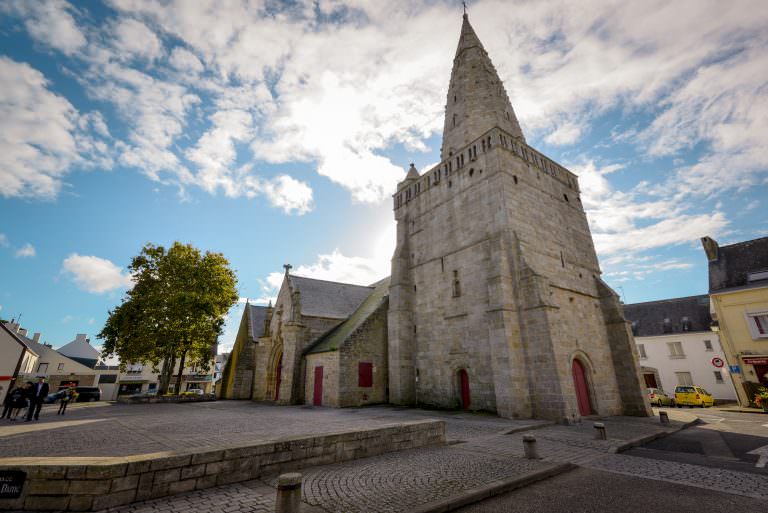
(681, 317), (692, 332)
(663, 318), (672, 333)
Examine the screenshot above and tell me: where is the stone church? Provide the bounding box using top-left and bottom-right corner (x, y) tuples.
(220, 14), (651, 422)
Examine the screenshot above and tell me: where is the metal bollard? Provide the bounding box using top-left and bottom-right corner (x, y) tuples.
(593, 422), (607, 440)
(659, 411), (669, 425)
(275, 472), (302, 513)
(522, 434), (539, 459)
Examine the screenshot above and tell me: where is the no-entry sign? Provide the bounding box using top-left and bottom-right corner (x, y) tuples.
(711, 357), (725, 368)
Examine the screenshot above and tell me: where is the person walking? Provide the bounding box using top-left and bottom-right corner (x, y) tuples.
(25, 377), (49, 422)
(1, 383), (16, 419)
(9, 383), (30, 421)
(57, 386), (77, 415)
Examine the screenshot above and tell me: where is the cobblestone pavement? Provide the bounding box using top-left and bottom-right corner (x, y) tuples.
(0, 402), (543, 457)
(8, 404), (765, 512)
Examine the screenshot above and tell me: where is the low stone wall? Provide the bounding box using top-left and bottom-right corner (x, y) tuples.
(0, 419), (444, 511)
(117, 393), (216, 404)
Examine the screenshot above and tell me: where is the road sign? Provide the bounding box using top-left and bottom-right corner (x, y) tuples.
(711, 357), (724, 368)
(729, 365), (741, 374)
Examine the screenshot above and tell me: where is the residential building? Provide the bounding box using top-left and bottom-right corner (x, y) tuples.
(57, 334), (100, 368)
(702, 236), (768, 406)
(221, 13), (650, 422)
(624, 295), (737, 402)
(0, 322), (38, 403)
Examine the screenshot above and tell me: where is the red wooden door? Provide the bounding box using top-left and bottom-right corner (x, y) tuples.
(572, 359), (592, 416)
(459, 369), (470, 409)
(274, 354), (282, 401)
(643, 373), (657, 389)
(313, 366), (323, 406)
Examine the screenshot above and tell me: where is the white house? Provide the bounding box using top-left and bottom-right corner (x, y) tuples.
(0, 322), (38, 403)
(624, 295), (738, 402)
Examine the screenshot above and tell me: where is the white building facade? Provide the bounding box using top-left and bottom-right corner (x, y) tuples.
(624, 295), (738, 402)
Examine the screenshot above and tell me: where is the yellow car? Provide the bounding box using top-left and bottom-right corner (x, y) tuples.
(674, 385), (714, 407)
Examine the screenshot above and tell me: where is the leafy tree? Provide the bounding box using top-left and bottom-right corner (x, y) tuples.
(99, 242), (238, 394)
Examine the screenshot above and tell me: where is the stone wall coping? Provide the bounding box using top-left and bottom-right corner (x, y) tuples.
(0, 419), (444, 470)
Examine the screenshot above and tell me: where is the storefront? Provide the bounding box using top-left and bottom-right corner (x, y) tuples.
(118, 381), (146, 395)
(741, 356), (768, 387)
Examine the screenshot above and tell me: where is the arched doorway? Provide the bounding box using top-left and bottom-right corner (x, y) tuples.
(572, 359), (593, 416)
(458, 369), (471, 410)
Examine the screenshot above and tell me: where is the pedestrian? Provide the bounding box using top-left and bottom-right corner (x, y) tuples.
(58, 386), (77, 415)
(9, 383), (30, 421)
(1, 383), (15, 419)
(25, 376), (49, 422)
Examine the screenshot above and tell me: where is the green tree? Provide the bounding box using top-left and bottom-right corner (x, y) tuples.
(99, 242), (238, 394)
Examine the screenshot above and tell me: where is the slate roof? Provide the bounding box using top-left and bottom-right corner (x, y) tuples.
(707, 236), (768, 292)
(290, 275), (376, 319)
(58, 335), (100, 360)
(623, 295), (712, 337)
(247, 304), (269, 341)
(0, 323), (38, 356)
(305, 278), (390, 355)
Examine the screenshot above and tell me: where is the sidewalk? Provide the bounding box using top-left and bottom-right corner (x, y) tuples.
(97, 410), (702, 513)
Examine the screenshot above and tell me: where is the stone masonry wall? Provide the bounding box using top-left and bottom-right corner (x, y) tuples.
(337, 300), (389, 407)
(304, 352), (339, 407)
(0, 420), (445, 512)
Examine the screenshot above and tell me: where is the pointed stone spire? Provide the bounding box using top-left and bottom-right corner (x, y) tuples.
(441, 14), (525, 160)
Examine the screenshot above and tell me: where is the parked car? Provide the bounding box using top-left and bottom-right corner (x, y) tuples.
(647, 388), (675, 407)
(74, 387), (101, 402)
(44, 389), (68, 404)
(674, 385), (714, 407)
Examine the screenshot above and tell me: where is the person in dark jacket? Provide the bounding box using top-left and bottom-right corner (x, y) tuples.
(1, 382), (16, 419)
(25, 377), (49, 421)
(9, 383), (30, 421)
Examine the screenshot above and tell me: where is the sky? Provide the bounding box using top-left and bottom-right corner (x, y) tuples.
(1, 0), (767, 355)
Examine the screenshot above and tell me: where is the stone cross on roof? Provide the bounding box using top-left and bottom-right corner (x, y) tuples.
(283, 263), (292, 275)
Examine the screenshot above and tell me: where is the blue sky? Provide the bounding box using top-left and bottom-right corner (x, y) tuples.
(1, 0), (766, 353)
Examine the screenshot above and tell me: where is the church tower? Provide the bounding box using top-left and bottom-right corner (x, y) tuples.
(388, 14), (650, 421)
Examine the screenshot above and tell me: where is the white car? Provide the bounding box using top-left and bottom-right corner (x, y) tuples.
(187, 388), (204, 395)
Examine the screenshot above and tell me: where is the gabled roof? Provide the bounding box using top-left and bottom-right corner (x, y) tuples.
(247, 304), (269, 341)
(57, 334), (100, 360)
(623, 295), (712, 337)
(290, 275), (376, 319)
(12, 330), (95, 374)
(305, 278), (390, 355)
(0, 322), (38, 357)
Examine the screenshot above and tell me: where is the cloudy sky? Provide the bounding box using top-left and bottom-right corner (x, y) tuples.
(1, 0), (766, 353)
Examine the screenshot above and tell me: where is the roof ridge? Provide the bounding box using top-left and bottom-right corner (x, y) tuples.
(289, 273), (375, 289)
(624, 294), (708, 306)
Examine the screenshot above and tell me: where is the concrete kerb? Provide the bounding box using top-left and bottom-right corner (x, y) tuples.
(608, 414), (701, 454)
(500, 420), (553, 436)
(410, 463), (576, 513)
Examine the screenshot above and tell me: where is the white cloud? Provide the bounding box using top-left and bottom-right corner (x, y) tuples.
(62, 254), (134, 294)
(0, 234), (8, 247)
(0, 57), (93, 199)
(112, 18), (163, 60)
(15, 243), (36, 258)
(1, 0), (86, 55)
(572, 159), (730, 258)
(169, 47), (203, 73)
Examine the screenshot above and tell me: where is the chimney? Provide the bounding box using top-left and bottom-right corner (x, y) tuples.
(33, 333), (41, 343)
(18, 328), (28, 337)
(701, 236), (719, 262)
(75, 334), (88, 343)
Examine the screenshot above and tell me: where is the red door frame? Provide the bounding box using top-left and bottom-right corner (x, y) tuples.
(572, 359), (593, 416)
(458, 369), (471, 409)
(313, 366), (323, 406)
(274, 354), (282, 401)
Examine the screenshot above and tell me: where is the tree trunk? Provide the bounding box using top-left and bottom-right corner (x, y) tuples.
(160, 353), (176, 395)
(158, 358), (170, 395)
(174, 349), (188, 395)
